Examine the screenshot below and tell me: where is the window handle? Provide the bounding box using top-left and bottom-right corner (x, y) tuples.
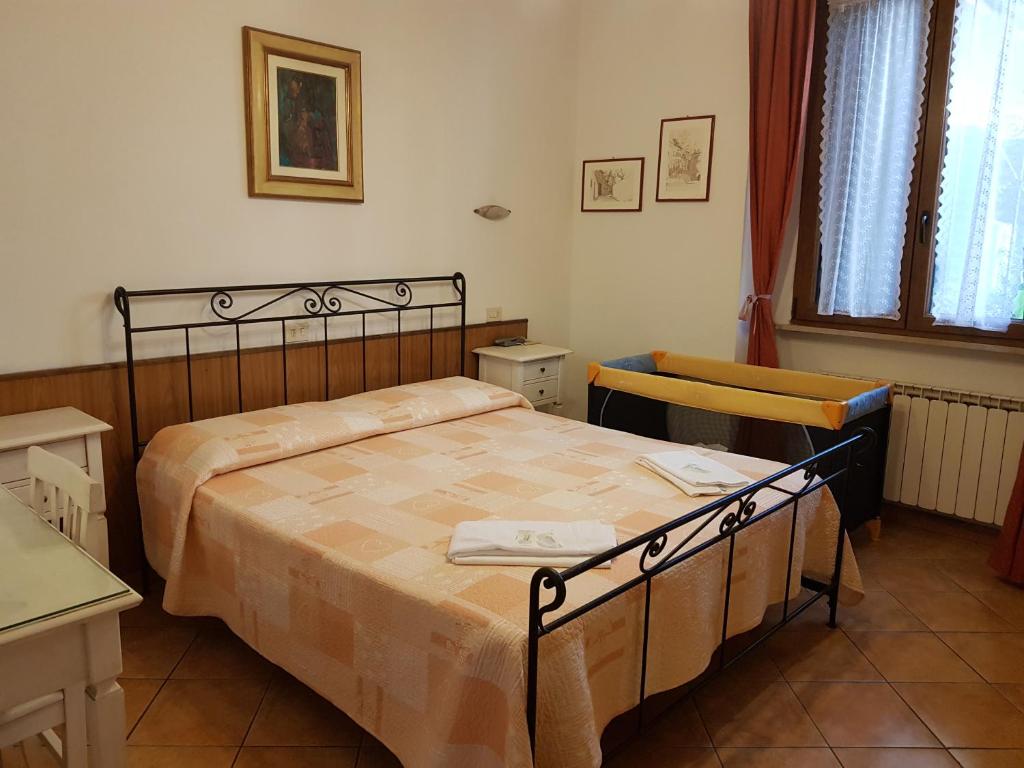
(918, 211), (932, 245)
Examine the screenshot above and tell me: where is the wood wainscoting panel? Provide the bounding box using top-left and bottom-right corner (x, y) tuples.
(0, 319), (528, 583)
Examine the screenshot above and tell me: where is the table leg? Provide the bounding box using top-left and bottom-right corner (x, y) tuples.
(86, 678), (127, 768)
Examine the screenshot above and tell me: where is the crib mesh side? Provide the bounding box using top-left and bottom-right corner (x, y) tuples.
(665, 404), (814, 464)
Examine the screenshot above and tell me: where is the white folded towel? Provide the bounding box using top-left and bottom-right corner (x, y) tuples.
(449, 555), (611, 568)
(635, 449), (750, 497)
(448, 520), (617, 568)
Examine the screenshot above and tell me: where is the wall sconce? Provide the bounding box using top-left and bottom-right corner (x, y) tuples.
(474, 205), (511, 220)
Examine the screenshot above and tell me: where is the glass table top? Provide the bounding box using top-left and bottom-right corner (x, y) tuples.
(0, 487), (132, 635)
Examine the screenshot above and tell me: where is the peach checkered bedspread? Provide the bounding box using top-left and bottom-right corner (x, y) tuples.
(137, 376), (863, 768)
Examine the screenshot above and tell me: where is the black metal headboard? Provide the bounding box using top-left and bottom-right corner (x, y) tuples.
(114, 273), (467, 462)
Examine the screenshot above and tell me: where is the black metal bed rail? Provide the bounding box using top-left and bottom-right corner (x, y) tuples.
(525, 426), (875, 759)
(113, 273), (467, 463)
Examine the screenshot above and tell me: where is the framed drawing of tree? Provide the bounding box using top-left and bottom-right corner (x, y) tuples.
(656, 115), (715, 202)
(243, 27), (364, 202)
(581, 157), (645, 212)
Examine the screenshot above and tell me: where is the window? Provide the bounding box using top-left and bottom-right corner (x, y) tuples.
(793, 0), (1024, 345)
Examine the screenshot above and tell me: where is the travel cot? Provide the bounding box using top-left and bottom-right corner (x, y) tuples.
(588, 351), (891, 530)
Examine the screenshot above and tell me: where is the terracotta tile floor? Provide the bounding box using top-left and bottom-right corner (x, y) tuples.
(3, 509), (1023, 767)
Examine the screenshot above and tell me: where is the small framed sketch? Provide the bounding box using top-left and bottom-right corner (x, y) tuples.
(243, 27), (364, 202)
(656, 115), (715, 202)
(581, 157), (645, 212)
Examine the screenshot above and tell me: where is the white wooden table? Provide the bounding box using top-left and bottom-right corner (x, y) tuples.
(0, 487), (140, 767)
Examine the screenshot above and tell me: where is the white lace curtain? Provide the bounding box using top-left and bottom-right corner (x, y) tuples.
(817, 0), (933, 318)
(931, 0), (1024, 331)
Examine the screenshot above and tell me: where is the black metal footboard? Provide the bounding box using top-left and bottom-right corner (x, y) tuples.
(526, 427), (875, 760)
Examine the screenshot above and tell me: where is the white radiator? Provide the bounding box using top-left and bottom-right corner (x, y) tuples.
(884, 383), (1024, 525)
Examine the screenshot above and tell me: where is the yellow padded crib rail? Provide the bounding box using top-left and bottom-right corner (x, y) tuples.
(588, 352), (890, 431)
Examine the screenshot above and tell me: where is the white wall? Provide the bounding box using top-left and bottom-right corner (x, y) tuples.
(562, 0), (751, 418)
(3, 0), (1018, 408)
(0, 0), (578, 373)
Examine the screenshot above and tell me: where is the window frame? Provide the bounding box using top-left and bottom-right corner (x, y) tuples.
(792, 0), (1024, 347)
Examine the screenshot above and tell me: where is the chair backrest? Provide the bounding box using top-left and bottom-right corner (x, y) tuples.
(27, 446), (103, 550)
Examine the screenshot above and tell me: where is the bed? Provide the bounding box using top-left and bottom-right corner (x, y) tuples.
(114, 276), (869, 768)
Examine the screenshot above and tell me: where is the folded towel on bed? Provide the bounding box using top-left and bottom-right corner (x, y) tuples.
(448, 520), (617, 568)
(636, 449), (750, 497)
(449, 554), (612, 568)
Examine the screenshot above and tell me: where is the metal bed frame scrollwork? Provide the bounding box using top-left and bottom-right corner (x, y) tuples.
(113, 273), (467, 462)
(526, 426), (874, 761)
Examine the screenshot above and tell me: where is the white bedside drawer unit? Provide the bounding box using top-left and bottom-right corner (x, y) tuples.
(0, 408), (113, 566)
(474, 344), (572, 409)
(0, 437), (88, 487)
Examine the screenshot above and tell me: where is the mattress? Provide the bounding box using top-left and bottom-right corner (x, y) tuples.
(137, 376), (863, 768)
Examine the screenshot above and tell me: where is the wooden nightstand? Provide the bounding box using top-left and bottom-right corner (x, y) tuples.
(474, 343), (572, 409)
(0, 407), (113, 566)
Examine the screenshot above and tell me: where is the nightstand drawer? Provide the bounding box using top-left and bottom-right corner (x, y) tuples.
(522, 376), (559, 404)
(521, 358), (560, 383)
(0, 437), (88, 485)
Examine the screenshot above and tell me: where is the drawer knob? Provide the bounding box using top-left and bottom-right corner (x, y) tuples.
(539, 389), (544, 395)
(540, 367), (546, 373)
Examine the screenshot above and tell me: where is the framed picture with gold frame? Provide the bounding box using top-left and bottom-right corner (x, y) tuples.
(243, 26), (364, 202)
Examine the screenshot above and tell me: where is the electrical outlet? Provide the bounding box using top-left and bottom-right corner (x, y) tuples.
(286, 321), (310, 343)
(486, 306), (502, 322)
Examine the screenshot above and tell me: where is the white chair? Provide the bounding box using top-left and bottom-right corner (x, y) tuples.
(0, 447), (101, 766)
(0, 685), (87, 768)
(27, 445), (103, 552)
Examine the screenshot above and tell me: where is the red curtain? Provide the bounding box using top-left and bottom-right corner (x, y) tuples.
(990, 450), (1024, 586)
(744, 0), (817, 367)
